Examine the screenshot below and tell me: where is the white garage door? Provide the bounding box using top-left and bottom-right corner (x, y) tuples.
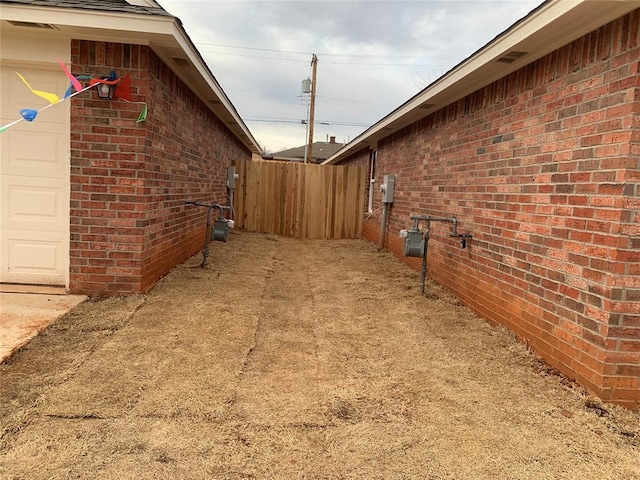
(0, 64), (70, 287)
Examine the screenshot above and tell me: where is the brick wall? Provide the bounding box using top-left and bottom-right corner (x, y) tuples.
(69, 40), (251, 296)
(343, 10), (640, 409)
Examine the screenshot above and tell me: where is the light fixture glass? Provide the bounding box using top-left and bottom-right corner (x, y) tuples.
(95, 71), (119, 100)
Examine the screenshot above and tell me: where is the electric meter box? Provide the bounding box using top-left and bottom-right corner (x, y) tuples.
(227, 165), (238, 188)
(381, 174), (395, 203)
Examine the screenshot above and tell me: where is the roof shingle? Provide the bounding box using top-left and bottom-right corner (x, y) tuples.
(0, 0), (171, 16)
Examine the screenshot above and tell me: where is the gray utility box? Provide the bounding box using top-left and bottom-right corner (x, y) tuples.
(381, 174), (395, 203)
(212, 218), (229, 242)
(404, 230), (425, 257)
(227, 165), (239, 188)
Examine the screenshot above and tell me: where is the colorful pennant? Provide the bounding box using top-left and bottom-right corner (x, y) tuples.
(15, 72), (60, 105)
(56, 58), (82, 93)
(114, 73), (131, 102)
(20, 109), (38, 122)
(136, 103), (148, 123)
(1, 81), (95, 133)
(1, 66), (148, 133)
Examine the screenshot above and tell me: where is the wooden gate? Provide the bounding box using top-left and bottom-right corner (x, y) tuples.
(233, 160), (365, 239)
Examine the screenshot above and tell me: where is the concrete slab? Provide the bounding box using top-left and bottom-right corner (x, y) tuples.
(0, 291), (87, 362)
(0, 284), (68, 295)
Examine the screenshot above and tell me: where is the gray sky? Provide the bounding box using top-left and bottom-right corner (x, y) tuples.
(157, 0), (543, 154)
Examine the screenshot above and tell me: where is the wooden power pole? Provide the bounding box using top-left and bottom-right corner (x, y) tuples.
(306, 54), (318, 164)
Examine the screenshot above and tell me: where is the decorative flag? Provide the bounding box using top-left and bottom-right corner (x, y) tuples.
(89, 71), (120, 90)
(1, 68), (147, 132)
(15, 72), (60, 104)
(1, 81), (94, 133)
(19, 109), (38, 122)
(113, 73), (147, 122)
(56, 58), (82, 93)
(64, 74), (93, 98)
(137, 103), (148, 123)
(114, 73), (131, 102)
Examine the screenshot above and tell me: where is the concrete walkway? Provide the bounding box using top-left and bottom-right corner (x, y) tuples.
(0, 285), (86, 362)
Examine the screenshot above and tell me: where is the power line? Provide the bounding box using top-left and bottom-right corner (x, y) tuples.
(195, 42), (458, 66)
(199, 51), (309, 63)
(200, 49), (452, 67)
(316, 95), (397, 106)
(225, 91), (397, 107)
(196, 42), (311, 56)
(244, 116), (370, 127)
(245, 118), (301, 124)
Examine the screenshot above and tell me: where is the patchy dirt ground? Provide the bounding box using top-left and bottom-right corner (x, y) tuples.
(1, 231), (639, 479)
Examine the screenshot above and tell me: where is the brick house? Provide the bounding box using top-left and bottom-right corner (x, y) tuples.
(324, 0), (640, 409)
(0, 0), (261, 296)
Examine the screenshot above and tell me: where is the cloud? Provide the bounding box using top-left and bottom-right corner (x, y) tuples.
(159, 0), (542, 153)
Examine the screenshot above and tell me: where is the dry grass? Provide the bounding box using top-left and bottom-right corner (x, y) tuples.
(1, 231), (639, 479)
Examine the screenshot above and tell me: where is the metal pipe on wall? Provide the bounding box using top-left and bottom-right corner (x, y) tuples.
(420, 223), (430, 294)
(185, 201), (231, 268)
(402, 214), (472, 294)
(379, 202), (390, 250)
(378, 174), (395, 250)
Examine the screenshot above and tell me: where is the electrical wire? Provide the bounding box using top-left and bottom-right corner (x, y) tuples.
(366, 206), (383, 220)
(196, 43), (456, 67)
(316, 95), (396, 107)
(244, 117), (370, 127)
(195, 41), (458, 61)
(200, 50), (451, 67)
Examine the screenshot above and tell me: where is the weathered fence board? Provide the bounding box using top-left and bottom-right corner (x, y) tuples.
(233, 160), (365, 239)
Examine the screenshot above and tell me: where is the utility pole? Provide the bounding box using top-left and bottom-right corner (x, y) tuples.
(305, 54), (318, 164)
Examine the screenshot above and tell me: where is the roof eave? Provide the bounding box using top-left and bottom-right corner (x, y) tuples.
(0, 3), (262, 155)
(323, 0), (640, 165)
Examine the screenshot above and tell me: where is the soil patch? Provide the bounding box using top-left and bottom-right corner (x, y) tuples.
(1, 231), (639, 479)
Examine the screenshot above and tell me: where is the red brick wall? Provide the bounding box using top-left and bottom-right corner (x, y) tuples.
(341, 11), (640, 409)
(69, 41), (251, 296)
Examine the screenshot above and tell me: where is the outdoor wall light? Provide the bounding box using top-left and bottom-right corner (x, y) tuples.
(94, 71), (120, 100)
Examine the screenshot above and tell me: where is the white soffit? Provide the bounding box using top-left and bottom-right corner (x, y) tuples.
(323, 0), (640, 165)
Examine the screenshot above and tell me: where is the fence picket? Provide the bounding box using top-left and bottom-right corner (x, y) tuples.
(233, 160), (364, 239)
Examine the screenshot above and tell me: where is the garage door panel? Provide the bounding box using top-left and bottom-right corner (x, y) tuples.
(4, 180), (66, 231)
(0, 232), (66, 285)
(1, 123), (68, 178)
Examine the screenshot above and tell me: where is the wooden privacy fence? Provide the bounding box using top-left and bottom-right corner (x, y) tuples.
(233, 160), (366, 239)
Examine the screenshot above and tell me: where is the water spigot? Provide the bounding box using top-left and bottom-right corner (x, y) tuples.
(453, 233), (473, 249)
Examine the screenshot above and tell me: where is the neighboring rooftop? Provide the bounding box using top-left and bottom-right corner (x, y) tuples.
(269, 136), (345, 164)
